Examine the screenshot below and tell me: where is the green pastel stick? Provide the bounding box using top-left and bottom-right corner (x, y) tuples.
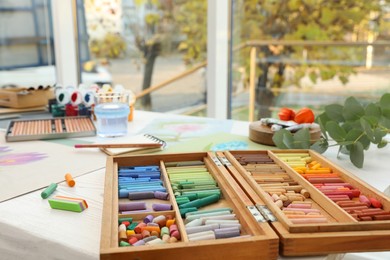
(182, 190), (221, 198)
(48, 198), (83, 212)
(176, 197), (190, 205)
(176, 194), (198, 201)
(160, 226), (170, 237)
(128, 221), (139, 230)
(166, 166), (207, 172)
(41, 183), (58, 199)
(179, 194), (220, 209)
(119, 241), (131, 247)
(180, 207), (198, 217)
(118, 217), (133, 225)
(181, 184), (218, 190)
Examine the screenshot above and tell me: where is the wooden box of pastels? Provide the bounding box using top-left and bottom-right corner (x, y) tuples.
(100, 150), (390, 259)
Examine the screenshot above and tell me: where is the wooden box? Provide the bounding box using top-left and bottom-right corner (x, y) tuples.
(0, 87), (54, 108)
(101, 150), (390, 259)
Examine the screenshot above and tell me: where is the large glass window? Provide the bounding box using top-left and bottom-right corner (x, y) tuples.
(230, 1), (390, 121)
(0, 0), (55, 87)
(81, 0), (207, 113)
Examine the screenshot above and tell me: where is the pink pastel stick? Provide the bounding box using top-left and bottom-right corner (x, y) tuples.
(287, 203), (312, 209)
(290, 218), (328, 224)
(283, 208), (320, 214)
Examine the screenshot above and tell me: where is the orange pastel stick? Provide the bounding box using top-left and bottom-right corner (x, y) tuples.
(65, 173), (76, 187)
(141, 225), (161, 234)
(302, 174), (339, 178)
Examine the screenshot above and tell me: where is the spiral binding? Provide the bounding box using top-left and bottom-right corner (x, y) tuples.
(144, 134), (167, 148)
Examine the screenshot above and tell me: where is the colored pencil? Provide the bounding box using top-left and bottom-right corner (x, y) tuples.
(74, 143), (163, 149)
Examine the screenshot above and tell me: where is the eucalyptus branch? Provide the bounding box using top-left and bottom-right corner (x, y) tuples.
(272, 93), (390, 168)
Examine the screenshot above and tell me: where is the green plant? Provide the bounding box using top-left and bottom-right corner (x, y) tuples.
(272, 93), (390, 168)
(90, 33), (127, 59)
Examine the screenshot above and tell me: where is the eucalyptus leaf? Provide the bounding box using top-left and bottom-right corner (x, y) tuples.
(283, 131), (295, 149)
(379, 116), (390, 128)
(350, 142), (364, 168)
(272, 129), (289, 149)
(382, 108), (390, 119)
(316, 113), (330, 140)
(324, 104), (344, 122)
(378, 140), (388, 149)
(345, 129), (364, 142)
(359, 135), (371, 151)
(379, 93), (390, 109)
(373, 128), (387, 144)
(365, 103), (381, 118)
(310, 138), (328, 154)
(362, 115), (378, 126)
(341, 121), (353, 133)
(293, 128), (311, 149)
(342, 96), (364, 121)
(360, 117), (375, 143)
(325, 121), (346, 142)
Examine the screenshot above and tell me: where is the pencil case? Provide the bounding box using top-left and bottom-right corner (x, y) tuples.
(5, 116), (96, 142)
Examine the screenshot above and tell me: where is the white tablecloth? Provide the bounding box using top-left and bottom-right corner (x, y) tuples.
(0, 111), (389, 260)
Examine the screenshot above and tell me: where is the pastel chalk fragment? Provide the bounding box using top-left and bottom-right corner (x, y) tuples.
(48, 195), (88, 212)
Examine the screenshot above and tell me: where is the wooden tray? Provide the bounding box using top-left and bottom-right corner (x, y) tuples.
(249, 122), (321, 146)
(221, 150), (390, 256)
(101, 150), (390, 258)
(101, 153), (279, 260)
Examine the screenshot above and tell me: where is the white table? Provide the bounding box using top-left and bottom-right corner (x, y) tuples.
(0, 110), (389, 260)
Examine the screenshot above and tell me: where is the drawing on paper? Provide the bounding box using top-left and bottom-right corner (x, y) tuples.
(140, 118), (233, 143)
(0, 146), (47, 166)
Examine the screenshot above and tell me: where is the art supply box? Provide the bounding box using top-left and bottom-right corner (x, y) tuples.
(101, 150), (390, 259)
(5, 116), (96, 142)
(0, 87), (53, 108)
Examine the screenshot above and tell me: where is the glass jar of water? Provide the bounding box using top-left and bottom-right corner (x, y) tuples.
(94, 91), (132, 137)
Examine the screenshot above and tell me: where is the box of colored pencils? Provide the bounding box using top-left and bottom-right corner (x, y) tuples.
(5, 116), (96, 142)
(48, 195), (88, 212)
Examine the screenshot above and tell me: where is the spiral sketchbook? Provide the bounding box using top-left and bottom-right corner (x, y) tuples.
(100, 134), (166, 156)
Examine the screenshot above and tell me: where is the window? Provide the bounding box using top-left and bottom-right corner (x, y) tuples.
(229, 1), (390, 121)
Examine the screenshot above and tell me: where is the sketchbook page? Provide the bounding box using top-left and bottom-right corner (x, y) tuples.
(100, 134), (166, 156)
(0, 131), (106, 202)
(162, 132), (273, 153)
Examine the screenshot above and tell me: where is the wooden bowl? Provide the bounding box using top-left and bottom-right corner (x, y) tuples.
(249, 121), (322, 146)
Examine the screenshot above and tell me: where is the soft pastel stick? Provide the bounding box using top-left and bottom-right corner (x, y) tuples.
(41, 183), (58, 199)
(65, 173), (75, 187)
(48, 196), (88, 212)
(119, 202), (146, 211)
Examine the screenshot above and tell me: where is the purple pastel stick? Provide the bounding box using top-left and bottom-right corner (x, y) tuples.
(132, 240), (146, 246)
(121, 210), (149, 214)
(152, 203), (172, 211)
(154, 191), (169, 200)
(214, 227), (240, 239)
(143, 214), (154, 224)
(128, 191), (155, 200)
(118, 202), (146, 211)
